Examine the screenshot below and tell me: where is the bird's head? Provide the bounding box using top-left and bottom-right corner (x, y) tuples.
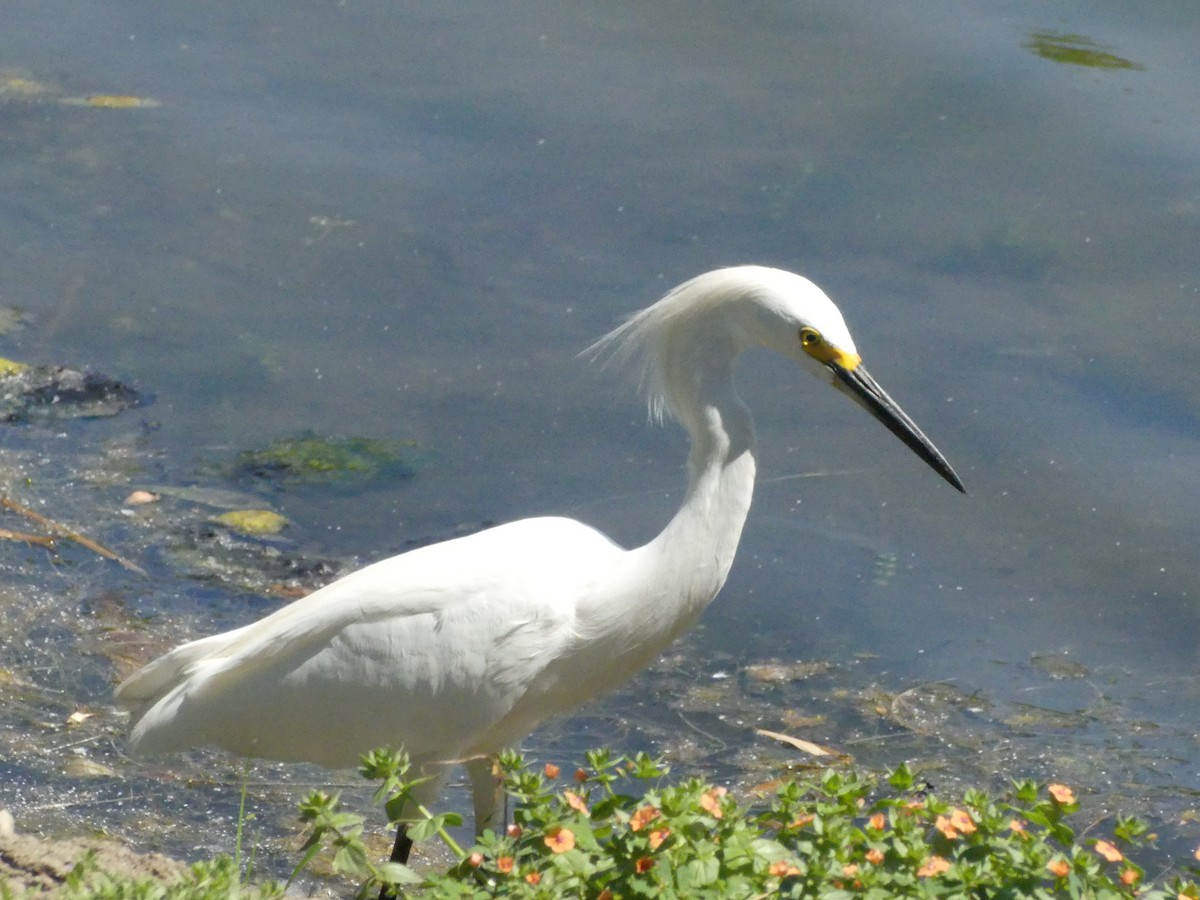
(732, 266), (964, 493)
(589, 265), (964, 493)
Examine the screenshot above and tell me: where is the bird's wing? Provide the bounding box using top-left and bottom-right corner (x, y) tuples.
(119, 517), (624, 766)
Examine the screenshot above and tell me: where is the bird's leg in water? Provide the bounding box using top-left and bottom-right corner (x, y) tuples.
(379, 824), (412, 899)
(388, 822), (413, 863)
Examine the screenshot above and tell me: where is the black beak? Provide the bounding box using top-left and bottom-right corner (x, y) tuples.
(829, 362), (965, 493)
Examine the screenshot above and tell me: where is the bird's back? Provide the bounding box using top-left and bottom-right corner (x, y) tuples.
(117, 516), (625, 767)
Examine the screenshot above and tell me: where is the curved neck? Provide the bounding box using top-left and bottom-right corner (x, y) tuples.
(568, 321), (760, 683)
(636, 362), (758, 635)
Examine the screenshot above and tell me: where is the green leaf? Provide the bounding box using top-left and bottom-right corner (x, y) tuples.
(384, 794), (410, 822)
(404, 817), (438, 843)
(331, 843), (370, 877)
(377, 862), (424, 886)
(888, 764), (914, 791)
(676, 855), (720, 889)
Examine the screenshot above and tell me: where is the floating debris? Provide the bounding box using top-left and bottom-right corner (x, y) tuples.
(0, 494), (147, 575)
(1031, 653), (1091, 680)
(0, 361), (141, 423)
(166, 523), (343, 597)
(885, 681), (991, 741)
(121, 490), (160, 507)
(0, 357), (27, 377)
(754, 727), (841, 759)
(0, 71), (56, 100)
(1001, 702), (1090, 731)
(62, 757), (118, 779)
(780, 710), (826, 729)
(234, 433), (416, 486)
(1024, 31), (1144, 70)
(745, 659), (832, 683)
(58, 94), (162, 109)
(0, 69), (161, 108)
(215, 509), (289, 537)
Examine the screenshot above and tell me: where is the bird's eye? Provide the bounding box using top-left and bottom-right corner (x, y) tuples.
(799, 327), (821, 347)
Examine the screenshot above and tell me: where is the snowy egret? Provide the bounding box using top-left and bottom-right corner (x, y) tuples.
(116, 265), (963, 869)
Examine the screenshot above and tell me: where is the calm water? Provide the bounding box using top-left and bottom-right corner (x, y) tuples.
(2, 0), (1199, 883)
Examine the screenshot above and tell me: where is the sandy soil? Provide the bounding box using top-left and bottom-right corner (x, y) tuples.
(0, 829), (184, 894)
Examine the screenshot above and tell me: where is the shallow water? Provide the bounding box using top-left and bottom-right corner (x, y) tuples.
(1, 0), (1199, 887)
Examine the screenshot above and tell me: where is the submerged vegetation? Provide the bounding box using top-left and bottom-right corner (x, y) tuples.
(233, 434), (417, 486)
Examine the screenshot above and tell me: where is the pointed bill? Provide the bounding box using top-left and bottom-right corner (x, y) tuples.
(829, 362), (965, 493)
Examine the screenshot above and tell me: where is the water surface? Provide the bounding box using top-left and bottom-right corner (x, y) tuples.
(1, 0), (1198, 883)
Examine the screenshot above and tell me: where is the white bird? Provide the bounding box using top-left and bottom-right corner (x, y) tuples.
(116, 265), (963, 869)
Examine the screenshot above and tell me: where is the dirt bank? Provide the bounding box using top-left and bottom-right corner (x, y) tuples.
(0, 828), (184, 894)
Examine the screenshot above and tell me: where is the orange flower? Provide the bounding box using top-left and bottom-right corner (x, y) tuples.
(467, 852), (484, 867)
(1094, 840), (1123, 863)
(543, 763), (561, 779)
(948, 808), (976, 834)
(574, 767), (588, 782)
(868, 812), (886, 831)
(699, 786), (728, 818)
(935, 815), (958, 839)
(865, 848), (885, 865)
(506, 823), (523, 839)
(496, 856), (514, 874)
(635, 856), (655, 874)
(1195, 845), (1200, 861)
(563, 790), (589, 814)
(768, 860), (801, 877)
(630, 805), (661, 832)
(917, 856), (951, 877)
(525, 872), (541, 885)
(789, 813), (815, 829)
(1120, 868), (1139, 886)
(842, 863), (860, 877)
(1047, 858), (1070, 878)
(1009, 818), (1027, 834)
(1047, 783), (1076, 805)
(597, 892), (613, 900)
(544, 825), (575, 853)
(648, 827), (670, 850)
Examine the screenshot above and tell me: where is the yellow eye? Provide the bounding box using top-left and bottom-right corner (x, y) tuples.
(798, 326), (862, 370)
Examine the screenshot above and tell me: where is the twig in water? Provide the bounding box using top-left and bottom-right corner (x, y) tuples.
(0, 494), (148, 576)
(0, 526), (57, 548)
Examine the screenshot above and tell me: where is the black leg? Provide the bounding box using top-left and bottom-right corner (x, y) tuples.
(388, 823), (413, 863)
(378, 824), (412, 900)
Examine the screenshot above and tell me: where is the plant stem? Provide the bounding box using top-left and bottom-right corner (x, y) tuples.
(415, 804), (466, 858)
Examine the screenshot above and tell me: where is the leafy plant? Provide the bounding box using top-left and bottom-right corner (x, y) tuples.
(295, 748), (1200, 898)
(42, 855), (283, 900)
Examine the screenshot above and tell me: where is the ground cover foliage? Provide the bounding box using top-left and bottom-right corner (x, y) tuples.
(293, 748), (1200, 899)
